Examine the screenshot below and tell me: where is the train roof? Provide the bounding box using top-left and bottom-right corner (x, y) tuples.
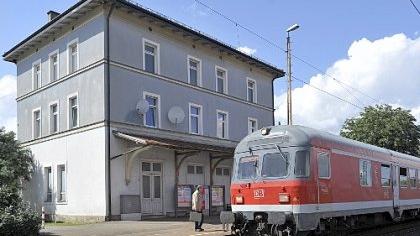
(236, 125), (420, 163)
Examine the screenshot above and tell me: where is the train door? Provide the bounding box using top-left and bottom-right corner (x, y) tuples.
(391, 164), (400, 208)
(316, 149), (332, 209)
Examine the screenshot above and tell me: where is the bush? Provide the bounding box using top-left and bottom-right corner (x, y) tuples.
(0, 203), (41, 236)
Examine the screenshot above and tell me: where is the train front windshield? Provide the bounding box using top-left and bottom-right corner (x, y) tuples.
(235, 149), (310, 180)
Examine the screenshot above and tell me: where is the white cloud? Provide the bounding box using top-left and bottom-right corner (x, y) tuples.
(183, 2), (209, 17)
(0, 74), (17, 133)
(275, 33), (420, 134)
(237, 46), (257, 55)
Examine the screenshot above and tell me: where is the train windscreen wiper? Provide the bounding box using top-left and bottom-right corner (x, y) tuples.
(276, 144), (289, 165)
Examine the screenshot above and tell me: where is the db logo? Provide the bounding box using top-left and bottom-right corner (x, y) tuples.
(253, 189), (264, 198)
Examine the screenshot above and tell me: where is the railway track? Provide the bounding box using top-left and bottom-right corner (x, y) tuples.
(349, 219), (420, 236)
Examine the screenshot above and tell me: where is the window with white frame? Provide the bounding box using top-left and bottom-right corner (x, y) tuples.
(217, 110), (228, 139)
(359, 159), (372, 186)
(49, 103), (59, 134)
(57, 164), (66, 202)
(144, 93), (160, 128)
(143, 39), (159, 74)
(50, 52), (59, 82)
(381, 164), (391, 187)
(45, 167), (52, 202)
(248, 118), (258, 134)
(68, 42), (78, 73)
(409, 168), (416, 188)
(33, 62), (41, 90)
(216, 67), (227, 94)
(318, 153), (330, 178)
(33, 109), (41, 139)
(247, 78), (257, 103)
(68, 95), (78, 129)
(188, 56), (201, 86)
(215, 167), (230, 176)
(189, 104), (202, 135)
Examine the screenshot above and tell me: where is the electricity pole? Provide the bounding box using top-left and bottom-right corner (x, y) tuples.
(286, 24), (299, 125)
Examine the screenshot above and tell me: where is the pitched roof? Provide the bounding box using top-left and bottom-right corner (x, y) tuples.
(2, 0), (284, 77)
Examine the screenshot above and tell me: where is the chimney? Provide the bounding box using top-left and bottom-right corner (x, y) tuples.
(47, 10), (60, 22)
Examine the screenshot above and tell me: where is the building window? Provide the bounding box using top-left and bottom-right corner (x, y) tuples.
(68, 41), (78, 74)
(359, 159), (372, 186)
(247, 78), (257, 103)
(188, 56), (201, 86)
(33, 61), (41, 90)
(33, 109), (41, 139)
(45, 167), (52, 202)
(189, 103), (202, 135)
(216, 167), (230, 176)
(381, 164), (391, 187)
(49, 51), (59, 82)
(217, 110), (228, 139)
(144, 92), (160, 128)
(57, 165), (66, 202)
(248, 118), (258, 134)
(400, 167), (408, 187)
(68, 95), (78, 129)
(318, 153), (330, 178)
(49, 102), (59, 134)
(409, 168), (416, 188)
(143, 39), (159, 74)
(215, 66), (227, 94)
(187, 165), (203, 175)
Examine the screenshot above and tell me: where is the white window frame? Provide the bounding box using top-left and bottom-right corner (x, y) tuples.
(49, 49), (60, 83)
(48, 101), (60, 134)
(32, 59), (42, 90)
(189, 103), (203, 135)
(318, 152), (331, 179)
(67, 38), (79, 74)
(44, 165), (53, 203)
(32, 107), (42, 139)
(246, 77), (257, 103)
(56, 163), (67, 203)
(142, 38), (160, 74)
(67, 92), (79, 129)
(359, 159), (372, 187)
(248, 117), (258, 134)
(143, 91), (161, 128)
(216, 109), (229, 139)
(215, 66), (228, 94)
(187, 55), (202, 86)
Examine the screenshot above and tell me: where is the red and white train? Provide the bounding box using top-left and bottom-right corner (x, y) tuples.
(221, 125), (420, 235)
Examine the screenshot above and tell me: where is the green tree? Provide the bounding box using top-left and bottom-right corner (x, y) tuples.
(340, 105), (420, 157)
(0, 128), (41, 235)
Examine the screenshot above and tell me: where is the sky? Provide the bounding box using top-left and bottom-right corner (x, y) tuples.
(1, 0), (419, 134)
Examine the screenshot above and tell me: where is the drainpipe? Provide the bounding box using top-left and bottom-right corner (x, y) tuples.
(272, 77), (278, 126)
(105, 2), (115, 221)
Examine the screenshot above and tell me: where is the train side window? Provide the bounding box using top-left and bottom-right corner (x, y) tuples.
(295, 150), (310, 177)
(409, 168), (416, 188)
(317, 153), (330, 179)
(400, 167), (408, 187)
(359, 159), (372, 186)
(380, 164), (391, 187)
(417, 169), (420, 188)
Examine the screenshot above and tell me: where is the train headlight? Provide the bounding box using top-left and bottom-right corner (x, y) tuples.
(278, 193), (290, 203)
(235, 195), (244, 204)
(261, 127), (271, 135)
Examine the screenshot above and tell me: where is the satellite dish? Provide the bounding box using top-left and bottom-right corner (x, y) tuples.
(168, 106), (185, 124)
(136, 99), (149, 115)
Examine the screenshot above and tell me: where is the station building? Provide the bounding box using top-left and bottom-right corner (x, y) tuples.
(3, 0), (284, 222)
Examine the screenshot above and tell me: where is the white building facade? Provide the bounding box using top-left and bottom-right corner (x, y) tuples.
(3, 0), (284, 222)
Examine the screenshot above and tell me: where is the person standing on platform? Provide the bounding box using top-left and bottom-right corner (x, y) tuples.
(192, 185), (204, 232)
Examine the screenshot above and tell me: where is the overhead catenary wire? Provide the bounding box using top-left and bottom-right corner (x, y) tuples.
(193, 0), (381, 106)
(410, 0), (420, 16)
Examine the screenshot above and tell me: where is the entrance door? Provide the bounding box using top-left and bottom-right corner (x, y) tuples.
(392, 164), (400, 208)
(141, 162), (163, 215)
(316, 149), (332, 210)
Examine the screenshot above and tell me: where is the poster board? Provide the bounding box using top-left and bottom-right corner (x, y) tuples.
(211, 186), (225, 207)
(177, 185), (192, 208)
